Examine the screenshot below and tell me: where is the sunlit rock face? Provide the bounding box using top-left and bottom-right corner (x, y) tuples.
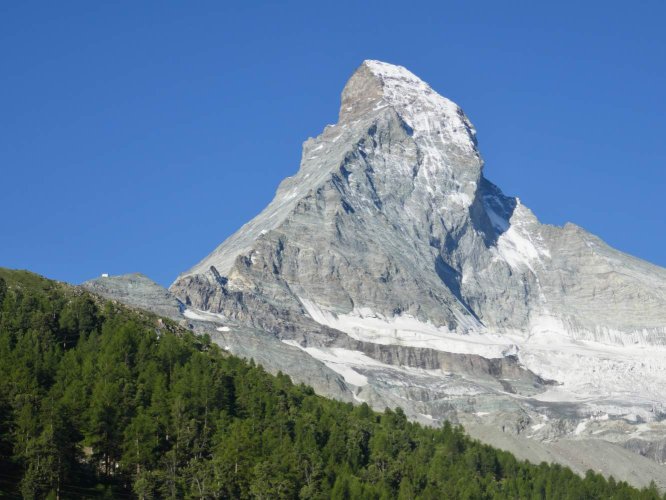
(165, 60), (666, 487)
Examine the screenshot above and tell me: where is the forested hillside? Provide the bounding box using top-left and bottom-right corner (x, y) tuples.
(0, 268), (662, 499)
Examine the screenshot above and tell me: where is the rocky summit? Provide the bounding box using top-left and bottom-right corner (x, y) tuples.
(89, 61), (666, 488)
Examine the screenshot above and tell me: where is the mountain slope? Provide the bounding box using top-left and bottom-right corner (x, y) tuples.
(167, 61), (666, 481)
(6, 268), (664, 498)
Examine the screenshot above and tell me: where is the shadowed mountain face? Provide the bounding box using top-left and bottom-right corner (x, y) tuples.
(161, 61), (666, 485)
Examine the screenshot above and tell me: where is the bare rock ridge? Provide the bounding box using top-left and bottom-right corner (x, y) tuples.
(89, 60), (666, 488)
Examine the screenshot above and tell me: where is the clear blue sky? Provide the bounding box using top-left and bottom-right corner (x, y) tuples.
(2, 2), (664, 287)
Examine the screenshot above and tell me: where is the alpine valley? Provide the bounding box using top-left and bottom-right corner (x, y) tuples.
(84, 61), (666, 488)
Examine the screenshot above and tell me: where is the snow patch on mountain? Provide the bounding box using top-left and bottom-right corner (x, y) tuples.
(492, 202), (551, 272)
(183, 308), (226, 323)
(282, 341), (371, 386)
(299, 297), (512, 358)
(282, 340), (460, 390)
(299, 297), (666, 422)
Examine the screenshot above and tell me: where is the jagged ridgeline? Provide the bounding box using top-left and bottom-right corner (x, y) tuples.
(0, 268), (662, 499)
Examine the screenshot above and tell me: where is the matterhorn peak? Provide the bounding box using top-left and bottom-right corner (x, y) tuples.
(362, 59), (425, 82)
(339, 60), (478, 153)
(338, 60), (427, 121)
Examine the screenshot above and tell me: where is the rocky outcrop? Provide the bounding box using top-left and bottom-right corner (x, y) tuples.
(83, 273), (184, 320)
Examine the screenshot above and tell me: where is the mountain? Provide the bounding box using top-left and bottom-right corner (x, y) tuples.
(173, 60), (666, 342)
(92, 60), (666, 487)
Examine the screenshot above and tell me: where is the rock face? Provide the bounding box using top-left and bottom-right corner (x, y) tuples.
(83, 273), (184, 320)
(165, 61), (666, 486)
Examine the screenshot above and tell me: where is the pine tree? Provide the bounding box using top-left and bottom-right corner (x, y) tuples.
(0, 276), (6, 305)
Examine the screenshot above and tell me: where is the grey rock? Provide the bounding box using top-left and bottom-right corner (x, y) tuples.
(83, 273), (184, 320)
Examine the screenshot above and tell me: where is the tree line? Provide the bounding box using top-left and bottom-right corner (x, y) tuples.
(0, 269), (662, 499)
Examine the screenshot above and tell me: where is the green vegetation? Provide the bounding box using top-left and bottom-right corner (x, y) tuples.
(0, 268), (662, 499)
